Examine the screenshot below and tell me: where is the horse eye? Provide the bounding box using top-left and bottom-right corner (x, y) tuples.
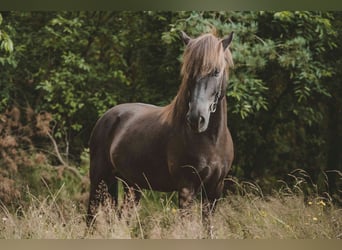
(213, 68), (220, 77)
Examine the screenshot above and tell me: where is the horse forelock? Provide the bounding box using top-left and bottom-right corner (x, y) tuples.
(181, 33), (233, 80)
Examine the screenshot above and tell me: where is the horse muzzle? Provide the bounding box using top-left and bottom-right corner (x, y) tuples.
(186, 111), (208, 133)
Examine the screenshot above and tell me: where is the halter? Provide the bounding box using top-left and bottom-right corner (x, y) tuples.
(209, 86), (222, 113)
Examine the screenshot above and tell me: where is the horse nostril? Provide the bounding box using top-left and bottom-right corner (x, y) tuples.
(198, 115), (205, 128)
(186, 113), (206, 133)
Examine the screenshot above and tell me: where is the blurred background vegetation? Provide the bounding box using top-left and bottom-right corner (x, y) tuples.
(0, 11), (341, 208)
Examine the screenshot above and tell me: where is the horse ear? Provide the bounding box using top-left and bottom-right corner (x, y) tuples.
(222, 32), (234, 50)
(180, 31), (191, 45)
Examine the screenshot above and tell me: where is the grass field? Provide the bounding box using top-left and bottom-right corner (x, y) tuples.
(0, 176), (341, 239)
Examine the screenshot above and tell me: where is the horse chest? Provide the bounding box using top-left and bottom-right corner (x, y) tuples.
(167, 136), (229, 182)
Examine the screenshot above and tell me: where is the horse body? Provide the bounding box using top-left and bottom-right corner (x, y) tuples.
(87, 31), (234, 226)
(89, 99), (233, 191)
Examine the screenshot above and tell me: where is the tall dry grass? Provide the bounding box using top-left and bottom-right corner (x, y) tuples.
(0, 174), (341, 239)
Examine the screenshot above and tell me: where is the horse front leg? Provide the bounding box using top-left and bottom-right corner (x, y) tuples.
(202, 197), (217, 235)
(202, 180), (224, 237)
(178, 186), (196, 217)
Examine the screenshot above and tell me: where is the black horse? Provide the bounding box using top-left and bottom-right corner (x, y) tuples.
(87, 31), (234, 226)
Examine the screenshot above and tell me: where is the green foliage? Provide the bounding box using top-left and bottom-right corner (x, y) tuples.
(0, 14), (13, 53)
(0, 13), (15, 109)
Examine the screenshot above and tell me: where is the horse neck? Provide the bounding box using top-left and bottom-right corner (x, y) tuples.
(166, 93), (188, 127)
(162, 77), (189, 126)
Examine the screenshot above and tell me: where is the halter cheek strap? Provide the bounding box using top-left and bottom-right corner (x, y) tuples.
(209, 87), (222, 113)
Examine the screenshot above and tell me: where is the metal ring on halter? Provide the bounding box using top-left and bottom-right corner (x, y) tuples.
(209, 102), (217, 113)
(209, 89), (221, 113)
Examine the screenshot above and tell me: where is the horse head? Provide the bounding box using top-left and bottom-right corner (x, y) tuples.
(180, 31), (234, 133)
